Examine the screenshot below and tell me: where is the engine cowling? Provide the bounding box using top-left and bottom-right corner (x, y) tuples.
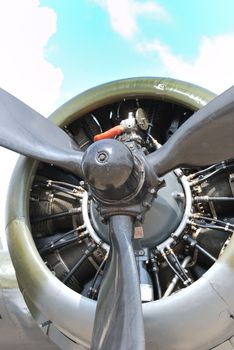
(6, 77), (234, 350)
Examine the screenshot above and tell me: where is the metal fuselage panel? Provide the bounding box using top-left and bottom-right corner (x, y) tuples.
(0, 251), (59, 349)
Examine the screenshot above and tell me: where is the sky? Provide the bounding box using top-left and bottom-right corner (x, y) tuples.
(1, 0), (234, 248)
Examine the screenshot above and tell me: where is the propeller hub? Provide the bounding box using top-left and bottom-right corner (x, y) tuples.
(82, 139), (142, 202)
(88, 171), (186, 248)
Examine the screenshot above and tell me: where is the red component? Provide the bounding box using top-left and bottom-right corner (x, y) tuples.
(93, 125), (125, 141)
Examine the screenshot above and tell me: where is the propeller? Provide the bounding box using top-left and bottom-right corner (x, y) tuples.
(90, 215), (145, 350)
(148, 85), (234, 176)
(0, 89), (83, 177)
(1, 85), (234, 350)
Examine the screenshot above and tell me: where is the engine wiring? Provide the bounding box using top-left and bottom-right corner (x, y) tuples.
(28, 97), (234, 301)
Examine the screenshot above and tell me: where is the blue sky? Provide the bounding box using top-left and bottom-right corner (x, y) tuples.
(0, 0), (234, 247)
(39, 0), (234, 107)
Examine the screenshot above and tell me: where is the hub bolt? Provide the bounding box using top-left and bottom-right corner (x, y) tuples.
(97, 151), (108, 163)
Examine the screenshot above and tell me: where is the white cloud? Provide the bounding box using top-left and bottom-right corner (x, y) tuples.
(93, 0), (234, 95)
(137, 34), (234, 94)
(93, 0), (169, 39)
(0, 0), (63, 116)
(0, 0), (63, 249)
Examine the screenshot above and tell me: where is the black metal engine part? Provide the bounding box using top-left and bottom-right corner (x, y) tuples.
(29, 97), (234, 302)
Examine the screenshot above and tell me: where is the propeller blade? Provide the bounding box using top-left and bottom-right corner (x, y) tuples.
(0, 88), (83, 177)
(91, 215), (145, 350)
(148, 86), (234, 176)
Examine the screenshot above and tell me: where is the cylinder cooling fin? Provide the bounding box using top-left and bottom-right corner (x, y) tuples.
(6, 77), (234, 350)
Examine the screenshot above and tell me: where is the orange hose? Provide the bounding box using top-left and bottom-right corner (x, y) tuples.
(93, 125), (125, 141)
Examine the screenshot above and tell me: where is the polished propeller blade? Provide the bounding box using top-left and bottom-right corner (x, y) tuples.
(0, 88), (83, 177)
(148, 86), (234, 176)
(91, 215), (145, 350)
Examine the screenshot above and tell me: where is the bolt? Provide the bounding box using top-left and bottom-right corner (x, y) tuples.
(97, 151), (108, 163)
(143, 201), (151, 209)
(136, 214), (143, 223)
(172, 192), (185, 200)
